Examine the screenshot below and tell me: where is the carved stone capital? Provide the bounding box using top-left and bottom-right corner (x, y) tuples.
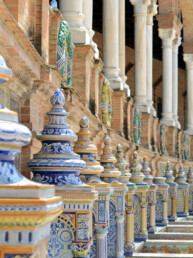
(172, 36), (181, 54)
(130, 0), (151, 14)
(159, 28), (176, 47)
(184, 54), (193, 70)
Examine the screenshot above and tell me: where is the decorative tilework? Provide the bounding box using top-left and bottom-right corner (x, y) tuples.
(107, 202), (117, 258)
(183, 134), (190, 160)
(155, 192), (163, 222)
(160, 124), (166, 155)
(134, 194), (141, 236)
(133, 109), (141, 145)
(57, 21), (73, 87)
(102, 79), (112, 128)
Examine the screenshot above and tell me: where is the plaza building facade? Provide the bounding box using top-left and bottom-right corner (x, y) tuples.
(1, 0), (193, 257)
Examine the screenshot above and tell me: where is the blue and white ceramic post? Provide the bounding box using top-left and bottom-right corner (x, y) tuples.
(28, 89), (98, 258)
(164, 161), (178, 221)
(74, 116), (112, 258)
(0, 58), (62, 257)
(100, 137), (127, 258)
(175, 164), (189, 217)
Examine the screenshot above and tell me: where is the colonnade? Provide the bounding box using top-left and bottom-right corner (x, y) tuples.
(57, 0), (193, 135)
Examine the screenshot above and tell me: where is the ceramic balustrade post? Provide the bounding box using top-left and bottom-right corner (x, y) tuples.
(116, 215), (125, 258)
(164, 161), (177, 221)
(0, 56), (63, 257)
(187, 167), (193, 214)
(159, 28), (176, 126)
(142, 157), (157, 233)
(28, 90), (97, 258)
(96, 233), (107, 258)
(153, 177), (169, 226)
(115, 144), (136, 256)
(175, 164), (189, 217)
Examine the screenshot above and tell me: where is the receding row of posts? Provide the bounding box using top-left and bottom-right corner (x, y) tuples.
(0, 88), (193, 258)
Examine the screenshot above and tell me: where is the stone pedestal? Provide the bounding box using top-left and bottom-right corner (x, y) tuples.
(59, 0), (90, 44)
(74, 116), (112, 258)
(115, 144), (136, 256)
(130, 152), (149, 241)
(142, 157), (157, 233)
(100, 137), (127, 257)
(159, 28), (176, 127)
(187, 167), (193, 215)
(153, 177), (169, 226)
(130, 0), (150, 113)
(103, 0), (123, 90)
(175, 164), (189, 217)
(184, 54), (193, 135)
(28, 90), (97, 258)
(164, 162), (178, 221)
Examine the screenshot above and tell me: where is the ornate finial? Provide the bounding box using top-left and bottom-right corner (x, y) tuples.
(115, 144), (133, 187)
(130, 152), (147, 185)
(175, 163), (187, 184)
(50, 89), (65, 106)
(50, 0), (58, 8)
(141, 156), (153, 184)
(187, 167), (193, 185)
(80, 116), (89, 128)
(100, 137), (123, 185)
(164, 161), (175, 184)
(74, 116), (104, 185)
(104, 136), (111, 146)
(28, 89), (86, 186)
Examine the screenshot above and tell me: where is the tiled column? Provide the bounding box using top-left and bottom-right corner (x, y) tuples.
(164, 162), (177, 221)
(142, 157), (157, 233)
(74, 116), (112, 258)
(184, 54), (193, 135)
(115, 144), (136, 256)
(59, 0), (90, 44)
(159, 28), (176, 126)
(153, 177), (169, 226)
(100, 137), (127, 257)
(119, 0), (130, 96)
(187, 167), (193, 215)
(82, 0), (99, 58)
(103, 0), (123, 90)
(28, 90), (97, 258)
(146, 1), (157, 116)
(175, 164), (189, 217)
(130, 0), (150, 113)
(130, 152), (149, 241)
(172, 36), (181, 129)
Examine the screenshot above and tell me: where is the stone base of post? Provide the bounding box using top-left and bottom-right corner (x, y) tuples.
(160, 113), (175, 127)
(184, 125), (193, 136)
(134, 100), (151, 114)
(103, 69), (124, 91)
(173, 115), (181, 129)
(148, 100), (157, 117)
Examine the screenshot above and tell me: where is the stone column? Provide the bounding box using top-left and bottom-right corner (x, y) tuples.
(146, 1), (157, 116)
(184, 54), (193, 135)
(172, 36), (181, 129)
(103, 0), (123, 90)
(159, 28), (176, 126)
(119, 0), (130, 96)
(82, 0), (99, 58)
(130, 0), (150, 113)
(59, 0), (89, 44)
